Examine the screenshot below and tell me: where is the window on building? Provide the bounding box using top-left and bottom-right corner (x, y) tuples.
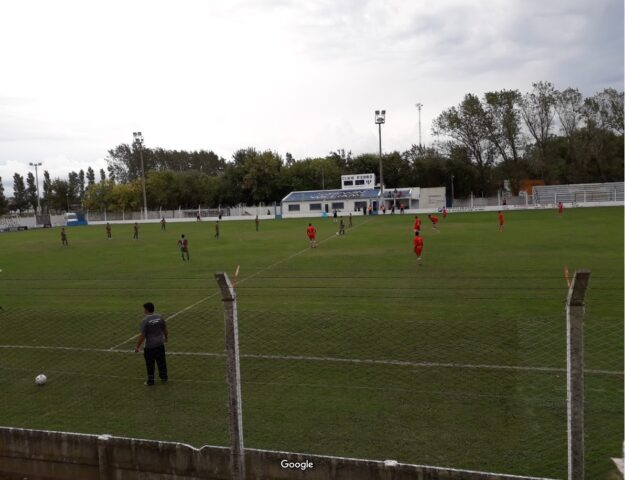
(343, 180), (353, 186)
(288, 204), (300, 212)
(355, 179), (365, 185)
(331, 202), (344, 210)
(309, 203), (322, 211)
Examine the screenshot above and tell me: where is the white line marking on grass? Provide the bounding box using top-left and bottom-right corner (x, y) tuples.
(1, 344), (622, 376)
(107, 292), (221, 350)
(107, 219), (373, 350)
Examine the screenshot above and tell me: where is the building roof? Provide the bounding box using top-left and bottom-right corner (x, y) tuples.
(282, 188), (381, 203)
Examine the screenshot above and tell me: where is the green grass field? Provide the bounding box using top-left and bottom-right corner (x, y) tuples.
(0, 207), (622, 479)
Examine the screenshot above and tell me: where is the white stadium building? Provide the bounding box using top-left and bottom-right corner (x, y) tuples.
(280, 173), (446, 218)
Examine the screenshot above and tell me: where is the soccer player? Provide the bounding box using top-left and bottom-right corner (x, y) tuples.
(214, 221), (220, 239)
(255, 215), (259, 232)
(60, 227), (68, 246)
(133, 222), (139, 240)
(333, 209), (338, 223)
(498, 211), (505, 232)
(558, 202), (564, 215)
(160, 217), (166, 231)
(106, 222), (112, 240)
(442, 206), (447, 218)
(134, 302), (168, 386)
(177, 234), (190, 261)
(306, 223), (317, 248)
(427, 214), (440, 231)
(338, 217), (345, 235)
(348, 212), (353, 227)
(413, 230), (424, 266)
(413, 215), (421, 233)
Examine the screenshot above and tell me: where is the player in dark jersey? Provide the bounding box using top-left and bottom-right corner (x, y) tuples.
(61, 227), (68, 246)
(177, 234), (190, 261)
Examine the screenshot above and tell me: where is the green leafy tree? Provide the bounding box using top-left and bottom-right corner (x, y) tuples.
(111, 182), (142, 212)
(68, 171), (80, 207)
(26, 172), (38, 210)
(78, 169), (85, 199)
(47, 179), (70, 212)
(99, 168), (106, 182)
(12, 173), (29, 211)
(42, 170), (52, 212)
(0, 176), (8, 214)
(432, 94), (495, 195)
(83, 180), (115, 212)
(86, 167), (96, 186)
(519, 81), (557, 175)
(483, 89), (525, 193)
(584, 87), (624, 135)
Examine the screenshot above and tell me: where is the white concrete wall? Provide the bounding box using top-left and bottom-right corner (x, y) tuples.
(419, 187), (446, 209)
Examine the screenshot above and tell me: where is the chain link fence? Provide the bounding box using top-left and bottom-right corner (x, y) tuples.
(0, 275), (622, 479)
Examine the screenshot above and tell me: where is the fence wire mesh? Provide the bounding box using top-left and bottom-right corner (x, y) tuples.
(0, 275), (622, 479)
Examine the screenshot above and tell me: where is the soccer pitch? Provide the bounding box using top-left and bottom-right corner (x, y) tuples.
(0, 208), (622, 479)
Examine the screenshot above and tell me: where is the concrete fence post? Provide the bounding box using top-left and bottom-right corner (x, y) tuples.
(215, 272), (245, 480)
(97, 434), (111, 480)
(566, 270), (590, 480)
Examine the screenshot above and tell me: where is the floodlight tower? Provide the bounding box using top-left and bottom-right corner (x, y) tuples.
(415, 102), (423, 148)
(133, 131), (148, 220)
(375, 110), (386, 211)
(29, 162), (42, 213)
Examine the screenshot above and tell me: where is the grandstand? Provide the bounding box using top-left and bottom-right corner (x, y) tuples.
(533, 182), (624, 205)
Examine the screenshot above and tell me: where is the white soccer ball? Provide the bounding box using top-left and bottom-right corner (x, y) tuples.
(35, 374), (47, 386)
(336, 232), (339, 235)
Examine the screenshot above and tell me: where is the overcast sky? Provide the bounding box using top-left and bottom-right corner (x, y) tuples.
(1, 0), (623, 195)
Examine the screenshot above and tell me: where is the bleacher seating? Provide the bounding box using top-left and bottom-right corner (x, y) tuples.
(533, 182), (624, 205)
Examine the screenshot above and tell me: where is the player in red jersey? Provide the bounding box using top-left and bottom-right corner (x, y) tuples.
(413, 231), (424, 266)
(427, 214), (440, 231)
(498, 211), (505, 232)
(558, 202), (564, 215)
(306, 223), (317, 248)
(442, 206), (447, 218)
(413, 215), (421, 232)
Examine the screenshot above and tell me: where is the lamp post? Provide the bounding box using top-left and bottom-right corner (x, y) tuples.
(415, 102), (423, 148)
(65, 192), (69, 211)
(133, 132), (148, 220)
(29, 162), (42, 213)
(451, 174), (455, 208)
(374, 110), (386, 211)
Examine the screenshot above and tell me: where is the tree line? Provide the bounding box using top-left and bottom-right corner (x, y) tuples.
(0, 81), (622, 215)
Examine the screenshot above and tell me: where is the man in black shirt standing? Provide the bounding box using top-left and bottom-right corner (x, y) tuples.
(134, 302), (168, 386)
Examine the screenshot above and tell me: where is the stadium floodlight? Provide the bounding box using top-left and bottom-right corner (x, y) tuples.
(374, 110), (386, 209)
(451, 174), (455, 207)
(375, 110), (386, 125)
(415, 102), (423, 148)
(133, 132), (148, 220)
(28, 162), (42, 213)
